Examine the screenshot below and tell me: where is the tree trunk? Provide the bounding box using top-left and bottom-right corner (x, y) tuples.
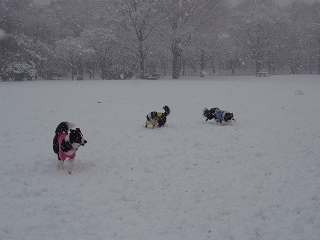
(255, 59), (262, 74)
(211, 53), (216, 76)
(139, 42), (145, 78)
(86, 61), (94, 79)
(161, 59), (167, 76)
(100, 57), (106, 80)
(78, 59), (83, 78)
(182, 58), (186, 76)
(69, 54), (75, 80)
(172, 43), (182, 79)
(200, 50), (205, 77)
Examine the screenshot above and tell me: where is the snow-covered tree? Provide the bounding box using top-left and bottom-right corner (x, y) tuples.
(2, 62), (36, 81)
(287, 1), (320, 74)
(49, 0), (99, 38)
(0, 1), (57, 79)
(81, 27), (124, 79)
(55, 36), (94, 79)
(183, 1), (229, 76)
(158, 0), (226, 79)
(313, 2), (320, 74)
(111, 0), (160, 78)
(231, 0), (282, 74)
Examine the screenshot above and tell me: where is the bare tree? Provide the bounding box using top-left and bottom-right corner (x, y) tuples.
(113, 0), (160, 78)
(231, 0), (283, 74)
(158, 0), (225, 79)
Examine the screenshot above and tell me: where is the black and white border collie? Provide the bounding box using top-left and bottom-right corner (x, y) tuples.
(203, 107), (235, 125)
(145, 105), (171, 128)
(53, 122), (87, 174)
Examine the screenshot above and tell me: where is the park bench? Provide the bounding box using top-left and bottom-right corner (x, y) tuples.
(256, 72), (270, 77)
(143, 73), (163, 80)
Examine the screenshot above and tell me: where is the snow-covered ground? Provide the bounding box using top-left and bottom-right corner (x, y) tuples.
(0, 75), (319, 240)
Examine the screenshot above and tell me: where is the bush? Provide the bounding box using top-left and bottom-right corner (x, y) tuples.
(1, 62), (37, 81)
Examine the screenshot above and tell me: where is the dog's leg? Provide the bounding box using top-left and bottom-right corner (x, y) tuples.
(59, 159), (64, 170)
(152, 119), (157, 128)
(68, 158), (74, 174)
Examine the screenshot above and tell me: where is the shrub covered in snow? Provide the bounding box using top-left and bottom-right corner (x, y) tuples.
(1, 62), (37, 81)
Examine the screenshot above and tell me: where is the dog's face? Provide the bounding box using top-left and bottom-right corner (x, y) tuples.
(224, 112), (234, 122)
(151, 111), (158, 119)
(69, 128), (87, 149)
(149, 111), (159, 120)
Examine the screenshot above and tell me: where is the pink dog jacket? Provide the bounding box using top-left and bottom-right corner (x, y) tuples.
(58, 132), (76, 161)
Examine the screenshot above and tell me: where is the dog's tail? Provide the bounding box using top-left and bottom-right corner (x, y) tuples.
(203, 108), (209, 117)
(163, 105), (170, 117)
(53, 122), (75, 155)
(55, 121), (75, 135)
(204, 108), (217, 121)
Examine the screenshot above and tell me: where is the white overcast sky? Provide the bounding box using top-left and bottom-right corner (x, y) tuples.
(33, 0), (318, 7)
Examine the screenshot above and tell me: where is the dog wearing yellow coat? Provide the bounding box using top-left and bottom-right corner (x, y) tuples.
(145, 105), (170, 128)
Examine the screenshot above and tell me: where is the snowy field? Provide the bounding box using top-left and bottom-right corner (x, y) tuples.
(0, 75), (320, 240)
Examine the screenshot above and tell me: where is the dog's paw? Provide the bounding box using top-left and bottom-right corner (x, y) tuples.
(227, 119), (235, 124)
